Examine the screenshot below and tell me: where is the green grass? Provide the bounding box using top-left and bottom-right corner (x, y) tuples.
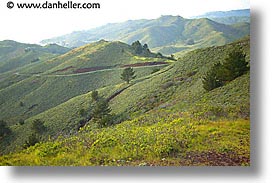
(0, 65), (168, 154)
(0, 39), (170, 154)
(0, 37), (250, 165)
(18, 40), (169, 75)
(0, 40), (70, 74)
(0, 116), (249, 166)
(0, 65), (167, 124)
(0, 39), (170, 126)
(109, 37), (250, 117)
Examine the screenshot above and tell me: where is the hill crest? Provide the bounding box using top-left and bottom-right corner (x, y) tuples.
(41, 14), (249, 55)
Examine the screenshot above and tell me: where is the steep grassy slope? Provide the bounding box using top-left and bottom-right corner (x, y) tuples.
(0, 40), (170, 127)
(0, 65), (166, 154)
(110, 37), (249, 115)
(41, 15), (250, 55)
(0, 37), (250, 165)
(0, 40), (70, 73)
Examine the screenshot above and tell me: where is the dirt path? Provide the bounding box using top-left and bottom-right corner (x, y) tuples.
(14, 63), (169, 78)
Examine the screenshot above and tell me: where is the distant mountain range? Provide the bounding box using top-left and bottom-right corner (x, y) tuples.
(192, 9), (250, 18)
(192, 9), (250, 25)
(41, 9), (250, 55)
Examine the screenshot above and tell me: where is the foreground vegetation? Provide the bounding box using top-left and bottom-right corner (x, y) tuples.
(0, 114), (249, 166)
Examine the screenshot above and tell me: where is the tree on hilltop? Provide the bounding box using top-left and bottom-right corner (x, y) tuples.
(131, 41), (143, 54)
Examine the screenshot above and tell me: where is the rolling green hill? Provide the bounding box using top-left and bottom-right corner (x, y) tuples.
(0, 40), (70, 74)
(14, 40), (168, 76)
(41, 14), (250, 55)
(0, 40), (170, 129)
(0, 37), (250, 166)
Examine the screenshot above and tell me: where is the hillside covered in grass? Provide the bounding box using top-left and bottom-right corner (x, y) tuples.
(0, 39), (172, 154)
(0, 40), (70, 73)
(0, 36), (250, 166)
(0, 40), (170, 126)
(41, 14), (250, 55)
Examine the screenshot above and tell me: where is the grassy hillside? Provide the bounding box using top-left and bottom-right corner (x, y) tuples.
(0, 64), (166, 154)
(0, 37), (250, 165)
(0, 40), (171, 157)
(0, 41), (71, 93)
(0, 40), (70, 74)
(0, 118), (249, 166)
(41, 15), (250, 55)
(111, 38), (250, 116)
(15, 40), (168, 75)
(0, 40), (170, 128)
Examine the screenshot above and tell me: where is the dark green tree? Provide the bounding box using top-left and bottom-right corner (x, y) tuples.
(0, 120), (11, 138)
(202, 63), (224, 91)
(91, 90), (99, 101)
(24, 133), (39, 148)
(31, 119), (46, 134)
(222, 48), (249, 81)
(19, 119), (25, 125)
(143, 43), (148, 50)
(142, 44), (151, 56)
(131, 41), (143, 54)
(202, 48), (249, 91)
(23, 119), (45, 148)
(121, 67), (136, 84)
(91, 99), (112, 127)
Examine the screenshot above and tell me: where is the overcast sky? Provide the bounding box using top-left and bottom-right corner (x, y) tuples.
(0, 0), (250, 44)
